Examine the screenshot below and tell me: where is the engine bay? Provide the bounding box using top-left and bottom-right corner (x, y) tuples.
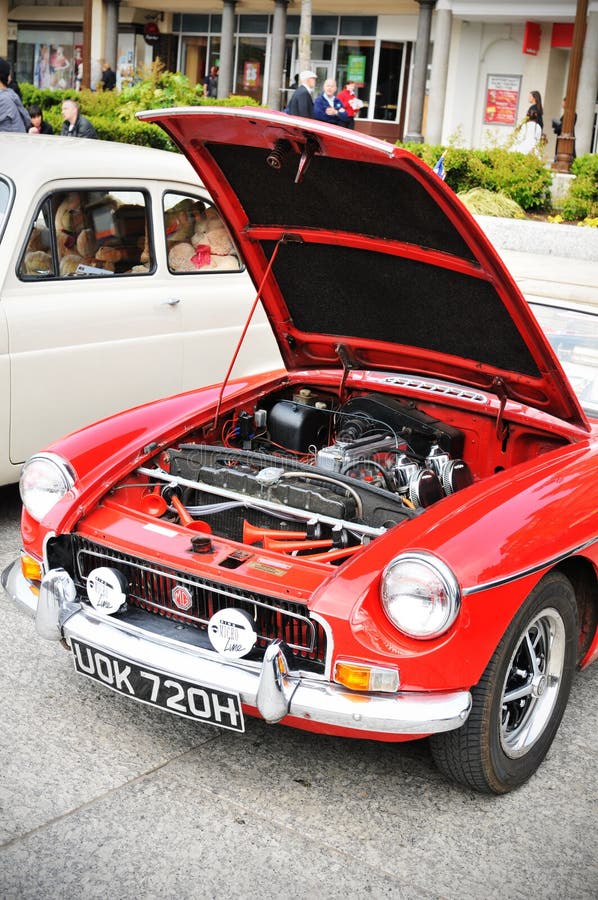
(93, 381), (567, 568)
(100, 385), (496, 568)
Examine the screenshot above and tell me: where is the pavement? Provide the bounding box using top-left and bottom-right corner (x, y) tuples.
(475, 215), (598, 308)
(1, 216), (597, 899)
(0, 483), (597, 900)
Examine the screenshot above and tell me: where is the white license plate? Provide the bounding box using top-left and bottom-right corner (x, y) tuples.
(71, 639), (244, 732)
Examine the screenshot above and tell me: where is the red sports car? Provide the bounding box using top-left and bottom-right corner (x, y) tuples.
(3, 109), (597, 793)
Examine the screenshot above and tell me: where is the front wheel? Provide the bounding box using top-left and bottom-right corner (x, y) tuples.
(430, 572), (577, 793)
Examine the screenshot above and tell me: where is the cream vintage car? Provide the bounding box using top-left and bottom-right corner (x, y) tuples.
(0, 134), (281, 486)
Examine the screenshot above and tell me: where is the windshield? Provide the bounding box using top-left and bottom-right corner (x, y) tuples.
(530, 300), (598, 419)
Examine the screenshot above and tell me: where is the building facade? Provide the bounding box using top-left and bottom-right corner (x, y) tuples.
(2, 1), (597, 155)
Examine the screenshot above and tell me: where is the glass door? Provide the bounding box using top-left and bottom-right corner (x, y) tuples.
(311, 60), (332, 94)
(374, 42), (405, 120)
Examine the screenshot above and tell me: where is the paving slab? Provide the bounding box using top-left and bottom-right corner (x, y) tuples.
(476, 215), (598, 308)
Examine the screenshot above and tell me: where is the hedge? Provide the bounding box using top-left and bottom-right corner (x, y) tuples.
(399, 141), (553, 212)
(20, 65), (260, 151)
(562, 153), (598, 221)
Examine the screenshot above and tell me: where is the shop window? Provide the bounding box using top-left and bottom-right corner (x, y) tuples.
(178, 15), (209, 33)
(163, 193), (241, 274)
(340, 18), (377, 37)
(239, 16), (269, 34)
(235, 37), (266, 101)
(336, 39), (375, 117)
(312, 17), (339, 36)
(375, 43), (405, 121)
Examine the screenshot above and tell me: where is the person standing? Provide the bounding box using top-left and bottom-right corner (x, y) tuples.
(204, 66), (219, 98)
(511, 114), (542, 154)
(337, 80), (364, 130)
(526, 90), (544, 130)
(28, 103), (54, 134)
(0, 57), (31, 132)
(60, 99), (98, 139)
(284, 70), (317, 119)
(101, 62), (116, 91)
(313, 79), (350, 127)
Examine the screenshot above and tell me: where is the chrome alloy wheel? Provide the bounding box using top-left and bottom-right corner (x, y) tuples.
(499, 607), (567, 758)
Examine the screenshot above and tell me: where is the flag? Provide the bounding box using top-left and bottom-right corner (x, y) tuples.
(433, 153), (446, 181)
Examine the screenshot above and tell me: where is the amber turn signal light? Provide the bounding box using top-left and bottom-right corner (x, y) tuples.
(20, 553), (42, 595)
(333, 660), (399, 693)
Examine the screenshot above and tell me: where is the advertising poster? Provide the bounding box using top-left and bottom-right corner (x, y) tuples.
(347, 55), (366, 86)
(243, 61), (260, 90)
(484, 74), (521, 125)
(34, 43), (75, 90)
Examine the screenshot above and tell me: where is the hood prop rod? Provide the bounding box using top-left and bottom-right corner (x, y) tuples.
(336, 343), (356, 404)
(213, 240), (283, 428)
(492, 376), (510, 444)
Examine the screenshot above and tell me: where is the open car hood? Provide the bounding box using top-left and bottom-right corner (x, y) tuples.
(139, 107), (588, 429)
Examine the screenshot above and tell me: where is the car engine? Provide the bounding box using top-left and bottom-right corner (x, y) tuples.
(141, 389), (475, 562)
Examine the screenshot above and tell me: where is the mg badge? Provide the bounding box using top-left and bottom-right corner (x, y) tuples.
(172, 584), (192, 611)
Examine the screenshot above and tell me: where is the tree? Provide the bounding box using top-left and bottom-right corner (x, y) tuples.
(298, 0), (312, 72)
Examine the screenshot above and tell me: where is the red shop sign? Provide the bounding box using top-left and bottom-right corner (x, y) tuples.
(144, 21), (161, 46)
(523, 22), (541, 55)
(552, 23), (574, 48)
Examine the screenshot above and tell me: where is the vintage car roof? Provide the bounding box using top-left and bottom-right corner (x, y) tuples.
(0, 133), (198, 187)
(138, 107), (588, 429)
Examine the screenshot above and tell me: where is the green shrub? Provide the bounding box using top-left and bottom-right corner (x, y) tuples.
(18, 58), (259, 151)
(561, 153), (598, 221)
(399, 141), (552, 211)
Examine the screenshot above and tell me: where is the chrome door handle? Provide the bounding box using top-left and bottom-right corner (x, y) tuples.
(161, 298), (181, 306)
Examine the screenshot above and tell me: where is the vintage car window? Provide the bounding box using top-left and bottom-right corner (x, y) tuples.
(530, 300), (598, 417)
(0, 176), (14, 242)
(163, 191), (242, 274)
(18, 188), (154, 280)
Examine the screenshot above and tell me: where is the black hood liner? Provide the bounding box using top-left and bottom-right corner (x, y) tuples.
(266, 241), (540, 378)
(207, 143), (477, 262)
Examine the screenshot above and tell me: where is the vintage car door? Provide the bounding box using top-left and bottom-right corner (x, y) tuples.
(159, 188), (281, 390)
(2, 179), (186, 468)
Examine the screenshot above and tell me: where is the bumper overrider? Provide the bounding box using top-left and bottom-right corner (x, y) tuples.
(3, 561), (472, 737)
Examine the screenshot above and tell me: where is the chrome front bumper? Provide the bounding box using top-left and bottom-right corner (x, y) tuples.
(3, 561), (472, 737)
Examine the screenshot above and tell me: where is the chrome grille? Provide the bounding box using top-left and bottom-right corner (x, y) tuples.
(71, 536), (326, 672)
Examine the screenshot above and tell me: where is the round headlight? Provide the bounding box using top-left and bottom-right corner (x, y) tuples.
(20, 453), (76, 522)
(381, 553), (460, 639)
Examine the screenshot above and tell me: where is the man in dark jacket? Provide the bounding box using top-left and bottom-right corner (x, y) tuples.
(285, 70), (317, 119)
(313, 79), (350, 127)
(101, 63), (117, 91)
(60, 99), (98, 139)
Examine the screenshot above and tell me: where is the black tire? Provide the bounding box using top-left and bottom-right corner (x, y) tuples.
(430, 572), (578, 793)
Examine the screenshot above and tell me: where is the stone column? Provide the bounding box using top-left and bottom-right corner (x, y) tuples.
(404, 0), (437, 143)
(0, 0), (8, 58)
(104, 0), (119, 70)
(267, 0), (289, 110)
(576, 9), (598, 155)
(218, 0), (236, 99)
(425, 2), (452, 145)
